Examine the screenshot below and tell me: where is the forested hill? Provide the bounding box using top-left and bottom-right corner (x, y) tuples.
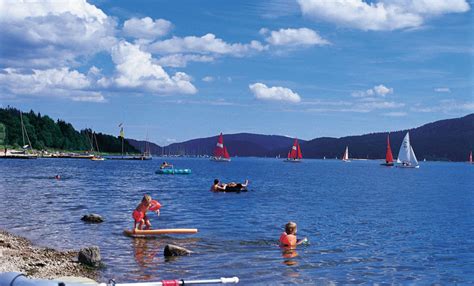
(136, 114), (473, 161)
(0, 107), (138, 153)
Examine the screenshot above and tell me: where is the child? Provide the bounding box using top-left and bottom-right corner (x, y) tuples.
(279, 221), (307, 247)
(133, 194), (161, 231)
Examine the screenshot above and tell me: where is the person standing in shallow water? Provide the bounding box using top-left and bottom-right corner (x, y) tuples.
(279, 221), (307, 248)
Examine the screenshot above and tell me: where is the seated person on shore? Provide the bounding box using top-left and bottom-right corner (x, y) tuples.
(279, 221), (307, 248)
(160, 161), (173, 169)
(132, 194), (161, 231)
(211, 179), (249, 192)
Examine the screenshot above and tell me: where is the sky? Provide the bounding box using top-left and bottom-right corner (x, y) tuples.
(0, 0), (473, 145)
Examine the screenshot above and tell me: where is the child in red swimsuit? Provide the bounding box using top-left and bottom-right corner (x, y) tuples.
(133, 194), (161, 231)
(279, 221), (307, 247)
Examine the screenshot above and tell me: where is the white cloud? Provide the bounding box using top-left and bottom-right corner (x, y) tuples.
(156, 54), (214, 68)
(149, 33), (267, 56)
(202, 76), (215, 82)
(249, 83), (301, 103)
(412, 100), (474, 113)
(297, 0), (470, 31)
(123, 17), (172, 40)
(0, 0), (116, 68)
(352, 84), (393, 97)
(260, 27), (330, 47)
(434, 87), (451, 93)
(105, 41), (197, 95)
(384, 112), (407, 117)
(0, 67), (105, 102)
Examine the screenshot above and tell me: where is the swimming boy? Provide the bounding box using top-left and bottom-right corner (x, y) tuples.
(133, 194), (161, 231)
(279, 221), (307, 247)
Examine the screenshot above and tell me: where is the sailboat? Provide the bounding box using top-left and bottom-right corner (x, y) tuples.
(91, 132), (105, 161)
(342, 146), (350, 162)
(396, 132), (419, 168)
(211, 133), (231, 162)
(381, 134), (394, 166)
(5, 112), (38, 159)
(469, 151), (472, 164)
(284, 138), (302, 162)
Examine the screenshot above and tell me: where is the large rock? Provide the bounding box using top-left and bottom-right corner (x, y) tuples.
(78, 246), (101, 267)
(81, 214), (104, 223)
(164, 244), (193, 257)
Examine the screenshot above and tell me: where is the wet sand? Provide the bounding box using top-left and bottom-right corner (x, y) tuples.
(0, 230), (99, 280)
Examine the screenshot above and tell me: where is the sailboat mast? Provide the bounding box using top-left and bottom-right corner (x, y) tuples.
(20, 112), (26, 147)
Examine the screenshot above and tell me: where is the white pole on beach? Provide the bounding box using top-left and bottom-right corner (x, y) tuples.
(101, 277), (239, 286)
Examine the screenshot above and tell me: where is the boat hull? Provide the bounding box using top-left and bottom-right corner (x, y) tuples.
(396, 165), (419, 168)
(380, 162), (394, 166)
(211, 157), (231, 162)
(284, 159), (302, 163)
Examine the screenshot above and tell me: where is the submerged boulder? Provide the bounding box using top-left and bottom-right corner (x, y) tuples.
(78, 246), (101, 267)
(81, 214), (104, 223)
(164, 244), (193, 257)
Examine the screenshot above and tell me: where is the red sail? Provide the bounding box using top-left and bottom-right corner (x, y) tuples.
(224, 147), (230, 159)
(386, 134), (394, 163)
(213, 133), (225, 157)
(297, 141), (303, 159)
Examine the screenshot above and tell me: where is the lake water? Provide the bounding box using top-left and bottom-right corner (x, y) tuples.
(0, 158), (473, 284)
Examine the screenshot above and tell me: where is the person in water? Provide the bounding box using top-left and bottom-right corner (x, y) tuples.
(160, 161), (173, 169)
(55, 174), (61, 180)
(279, 221), (307, 247)
(211, 179), (249, 192)
(133, 194), (161, 231)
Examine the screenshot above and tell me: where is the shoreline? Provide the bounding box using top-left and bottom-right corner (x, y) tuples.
(0, 230), (99, 281)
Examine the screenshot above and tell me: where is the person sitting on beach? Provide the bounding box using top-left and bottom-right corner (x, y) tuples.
(279, 221), (307, 248)
(211, 179), (249, 192)
(133, 194), (161, 231)
(160, 161), (173, 169)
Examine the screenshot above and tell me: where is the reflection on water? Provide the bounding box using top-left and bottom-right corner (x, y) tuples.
(0, 158), (473, 284)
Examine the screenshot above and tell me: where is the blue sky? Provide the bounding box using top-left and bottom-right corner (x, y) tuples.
(0, 0), (472, 145)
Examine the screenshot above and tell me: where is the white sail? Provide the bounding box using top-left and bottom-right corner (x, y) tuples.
(397, 132), (418, 167)
(342, 146), (350, 161)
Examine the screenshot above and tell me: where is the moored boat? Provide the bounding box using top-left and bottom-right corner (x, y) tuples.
(396, 132), (419, 168)
(469, 151), (473, 164)
(284, 138), (302, 162)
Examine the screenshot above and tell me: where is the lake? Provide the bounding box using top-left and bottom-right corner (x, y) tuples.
(0, 158), (472, 284)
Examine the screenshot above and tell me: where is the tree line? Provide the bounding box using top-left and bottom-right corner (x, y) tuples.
(0, 107), (138, 153)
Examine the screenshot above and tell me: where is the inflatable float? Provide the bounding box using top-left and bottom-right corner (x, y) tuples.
(124, 228), (198, 237)
(156, 168), (191, 175)
(0, 272), (239, 285)
(219, 186), (248, 193)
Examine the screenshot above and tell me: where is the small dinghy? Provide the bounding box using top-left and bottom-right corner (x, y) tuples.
(381, 134), (394, 166)
(396, 132), (419, 168)
(284, 138), (302, 162)
(156, 168), (191, 175)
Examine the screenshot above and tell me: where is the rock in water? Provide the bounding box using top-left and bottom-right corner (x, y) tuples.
(81, 214), (104, 223)
(164, 244), (193, 257)
(78, 246), (101, 267)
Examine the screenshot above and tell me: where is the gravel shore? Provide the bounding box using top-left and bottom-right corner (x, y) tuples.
(0, 230), (99, 281)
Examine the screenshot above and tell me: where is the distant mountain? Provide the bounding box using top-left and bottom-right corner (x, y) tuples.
(126, 138), (162, 155)
(135, 114), (473, 161)
(161, 133), (299, 157)
(294, 113), (474, 161)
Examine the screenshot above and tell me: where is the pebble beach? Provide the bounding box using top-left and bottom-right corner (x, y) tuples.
(0, 230), (99, 281)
